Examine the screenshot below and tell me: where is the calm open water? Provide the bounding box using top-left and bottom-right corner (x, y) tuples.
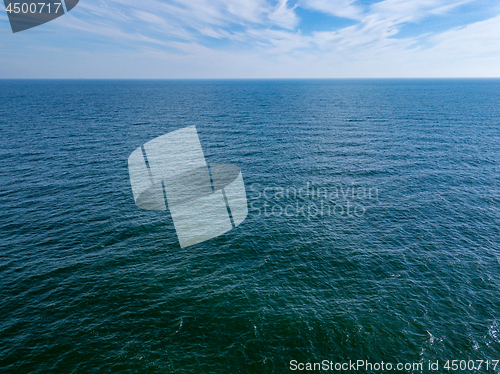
(1, 79), (500, 373)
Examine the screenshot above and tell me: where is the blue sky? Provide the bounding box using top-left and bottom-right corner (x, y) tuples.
(1, 0), (500, 78)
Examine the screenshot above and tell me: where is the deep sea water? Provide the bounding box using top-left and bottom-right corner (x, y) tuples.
(1, 79), (500, 373)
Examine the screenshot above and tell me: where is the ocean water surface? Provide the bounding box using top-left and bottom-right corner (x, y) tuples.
(1, 79), (500, 373)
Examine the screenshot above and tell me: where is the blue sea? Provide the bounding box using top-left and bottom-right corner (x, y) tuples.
(1, 79), (500, 373)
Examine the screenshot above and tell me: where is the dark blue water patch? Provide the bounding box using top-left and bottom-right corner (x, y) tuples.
(0, 79), (500, 373)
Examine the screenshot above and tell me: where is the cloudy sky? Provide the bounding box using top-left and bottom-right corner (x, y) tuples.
(1, 0), (500, 78)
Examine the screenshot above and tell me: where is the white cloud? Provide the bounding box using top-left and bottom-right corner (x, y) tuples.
(1, 0), (499, 78)
(426, 13), (500, 58)
(302, 0), (474, 56)
(299, 0), (362, 20)
(370, 0), (473, 23)
(268, 0), (299, 29)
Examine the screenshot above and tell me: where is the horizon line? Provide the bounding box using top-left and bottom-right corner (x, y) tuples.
(1, 77), (500, 81)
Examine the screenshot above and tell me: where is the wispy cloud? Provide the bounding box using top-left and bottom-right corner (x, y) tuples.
(427, 13), (500, 58)
(268, 0), (299, 30)
(1, 0), (499, 77)
(299, 0), (363, 20)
